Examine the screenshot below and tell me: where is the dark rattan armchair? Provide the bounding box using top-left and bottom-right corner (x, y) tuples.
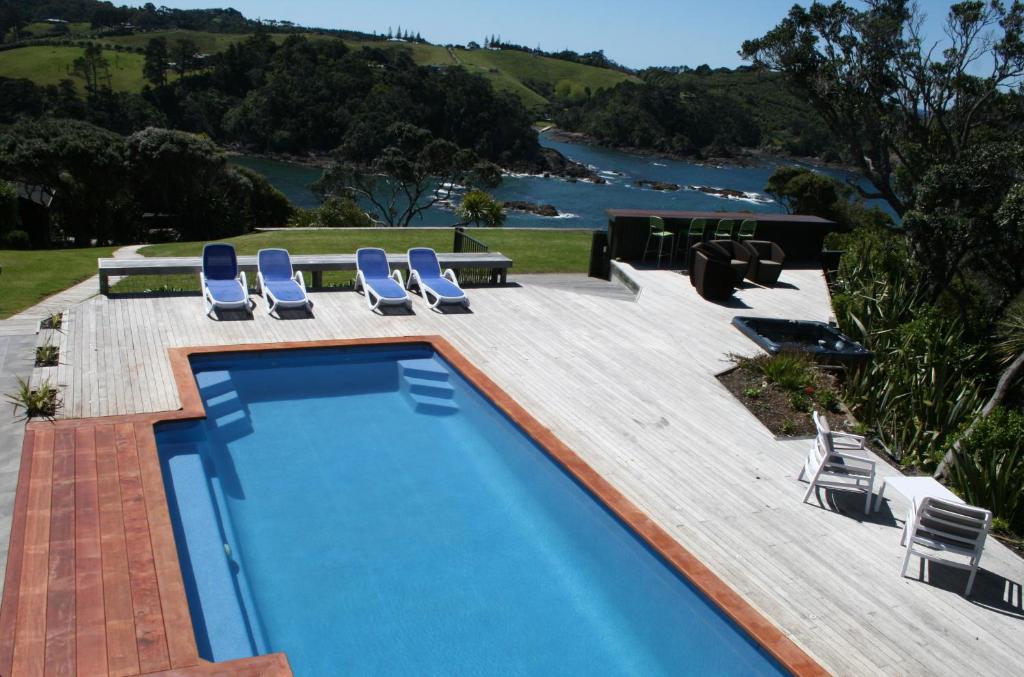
(689, 242), (736, 300)
(709, 239), (754, 286)
(744, 240), (786, 286)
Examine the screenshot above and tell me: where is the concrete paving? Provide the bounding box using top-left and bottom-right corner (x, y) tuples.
(0, 333), (34, 595)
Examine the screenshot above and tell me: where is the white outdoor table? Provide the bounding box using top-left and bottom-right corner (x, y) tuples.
(873, 475), (964, 513)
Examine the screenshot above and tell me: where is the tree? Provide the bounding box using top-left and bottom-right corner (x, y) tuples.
(1, 4), (27, 43)
(125, 127), (251, 240)
(72, 45), (111, 96)
(0, 117), (133, 244)
(0, 178), (18, 234)
(171, 38), (199, 78)
(456, 189), (505, 227)
(902, 143), (1024, 309)
(741, 1), (1024, 217)
(315, 123), (501, 227)
(764, 166), (891, 230)
(143, 37), (170, 88)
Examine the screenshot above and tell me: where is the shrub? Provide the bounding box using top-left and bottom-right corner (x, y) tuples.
(456, 189), (505, 227)
(815, 388), (841, 413)
(3, 229), (30, 249)
(831, 226), (987, 466)
(949, 408), (1024, 533)
(35, 343), (59, 367)
(5, 377), (60, 418)
(788, 392), (812, 413)
(41, 312), (63, 330)
(289, 197), (373, 228)
(756, 353), (814, 392)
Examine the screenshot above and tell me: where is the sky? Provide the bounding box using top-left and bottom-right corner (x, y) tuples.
(152, 1), (963, 70)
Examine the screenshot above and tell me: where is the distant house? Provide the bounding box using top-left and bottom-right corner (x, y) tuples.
(45, 18), (69, 24)
(14, 182), (55, 246)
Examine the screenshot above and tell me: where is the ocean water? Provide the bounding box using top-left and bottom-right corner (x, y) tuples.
(157, 346), (788, 676)
(231, 132), (880, 229)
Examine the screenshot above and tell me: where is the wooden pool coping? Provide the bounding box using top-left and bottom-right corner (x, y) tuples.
(1, 335), (826, 676)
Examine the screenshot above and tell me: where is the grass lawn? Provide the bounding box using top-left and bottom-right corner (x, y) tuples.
(0, 46), (148, 91)
(114, 228), (592, 293)
(0, 247), (115, 319)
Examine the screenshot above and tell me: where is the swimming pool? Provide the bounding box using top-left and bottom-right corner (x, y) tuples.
(156, 343), (791, 676)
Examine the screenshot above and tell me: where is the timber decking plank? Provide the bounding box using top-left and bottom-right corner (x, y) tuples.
(114, 423), (170, 674)
(134, 423), (198, 669)
(96, 423), (140, 677)
(43, 429), (77, 677)
(12, 428), (55, 676)
(0, 429), (35, 676)
(75, 426), (108, 676)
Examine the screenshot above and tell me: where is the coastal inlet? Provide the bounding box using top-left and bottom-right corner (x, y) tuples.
(231, 131), (872, 229)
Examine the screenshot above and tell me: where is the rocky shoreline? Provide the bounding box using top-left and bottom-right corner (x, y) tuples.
(226, 144), (606, 184)
(544, 128), (858, 173)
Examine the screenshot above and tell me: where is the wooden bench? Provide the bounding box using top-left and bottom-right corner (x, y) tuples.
(97, 252), (513, 295)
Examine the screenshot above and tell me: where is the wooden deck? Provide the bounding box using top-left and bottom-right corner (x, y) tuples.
(8, 268), (1024, 675)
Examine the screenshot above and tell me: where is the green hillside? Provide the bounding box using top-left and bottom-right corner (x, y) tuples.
(0, 29), (633, 111)
(101, 29), (253, 53)
(0, 45), (148, 91)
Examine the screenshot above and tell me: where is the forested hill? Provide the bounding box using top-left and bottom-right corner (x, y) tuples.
(553, 66), (842, 162)
(0, 0), (841, 164)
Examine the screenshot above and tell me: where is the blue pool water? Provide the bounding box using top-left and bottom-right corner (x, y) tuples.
(156, 345), (788, 676)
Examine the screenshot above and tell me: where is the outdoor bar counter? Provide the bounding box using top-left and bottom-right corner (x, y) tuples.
(603, 209), (845, 273)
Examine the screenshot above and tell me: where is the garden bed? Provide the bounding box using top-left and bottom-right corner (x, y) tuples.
(717, 353), (853, 437)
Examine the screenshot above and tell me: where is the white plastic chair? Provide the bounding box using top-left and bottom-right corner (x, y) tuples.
(799, 425), (877, 514)
(900, 496), (991, 595)
(812, 410), (866, 452)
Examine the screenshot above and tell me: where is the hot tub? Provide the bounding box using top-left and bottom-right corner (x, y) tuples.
(732, 316), (872, 364)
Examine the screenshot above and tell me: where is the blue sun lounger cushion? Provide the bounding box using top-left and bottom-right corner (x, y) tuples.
(355, 248), (411, 311)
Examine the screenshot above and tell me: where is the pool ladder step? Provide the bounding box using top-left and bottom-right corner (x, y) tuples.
(397, 359), (459, 415)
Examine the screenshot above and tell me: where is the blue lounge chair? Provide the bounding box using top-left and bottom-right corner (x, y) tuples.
(257, 248), (313, 316)
(201, 243), (253, 317)
(406, 247), (469, 308)
(355, 248), (411, 311)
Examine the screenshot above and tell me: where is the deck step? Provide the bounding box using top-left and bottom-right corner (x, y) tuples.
(408, 393), (459, 415)
(398, 358), (450, 382)
(403, 376), (455, 399)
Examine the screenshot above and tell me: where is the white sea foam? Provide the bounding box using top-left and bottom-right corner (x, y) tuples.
(651, 162), (667, 167)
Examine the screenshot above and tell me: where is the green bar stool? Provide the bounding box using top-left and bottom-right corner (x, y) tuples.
(644, 216), (675, 267)
(737, 219), (758, 240)
(714, 219), (737, 239)
(680, 218), (709, 271)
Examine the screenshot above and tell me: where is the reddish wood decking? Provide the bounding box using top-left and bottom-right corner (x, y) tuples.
(0, 417), (291, 676)
(1, 336), (825, 676)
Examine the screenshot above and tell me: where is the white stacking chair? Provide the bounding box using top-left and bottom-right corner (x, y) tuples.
(799, 413), (876, 514)
(900, 497), (991, 595)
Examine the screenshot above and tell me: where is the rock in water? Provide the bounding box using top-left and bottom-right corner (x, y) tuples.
(503, 200), (560, 217)
(691, 185), (747, 199)
(635, 179), (681, 191)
